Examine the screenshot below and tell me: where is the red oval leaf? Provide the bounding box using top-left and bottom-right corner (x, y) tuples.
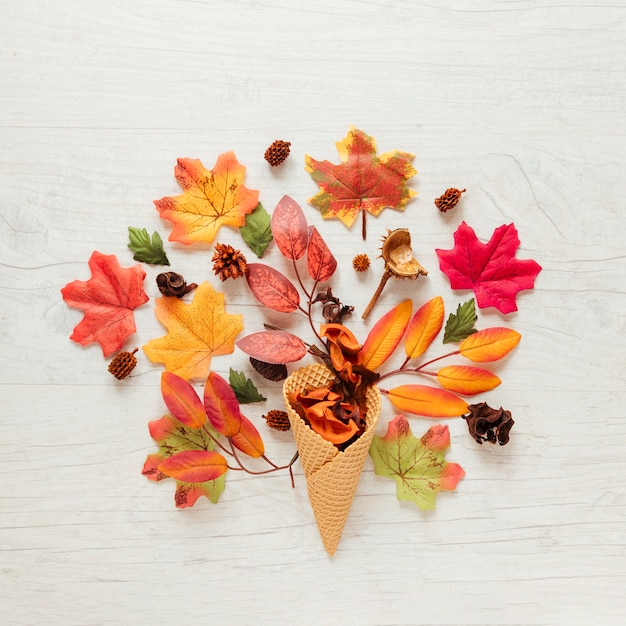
(160, 372), (206, 429)
(271, 195), (309, 260)
(157, 450), (228, 483)
(237, 331), (307, 364)
(307, 226), (337, 282)
(203, 371), (242, 437)
(245, 263), (300, 313)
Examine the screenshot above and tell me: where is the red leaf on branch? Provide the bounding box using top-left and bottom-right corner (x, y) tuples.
(61, 251), (149, 356)
(237, 330), (307, 364)
(160, 372), (206, 429)
(307, 226), (337, 283)
(436, 222), (542, 314)
(157, 450), (228, 483)
(245, 263), (300, 312)
(271, 195), (309, 260)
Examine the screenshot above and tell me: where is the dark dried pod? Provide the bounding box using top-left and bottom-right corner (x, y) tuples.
(250, 357), (288, 382)
(156, 272), (197, 297)
(108, 348), (138, 380)
(462, 402), (514, 445)
(264, 140), (291, 166)
(435, 187), (466, 212)
(263, 409), (291, 432)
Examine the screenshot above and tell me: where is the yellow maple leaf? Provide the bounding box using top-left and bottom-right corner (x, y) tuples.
(143, 282), (243, 381)
(155, 153), (260, 244)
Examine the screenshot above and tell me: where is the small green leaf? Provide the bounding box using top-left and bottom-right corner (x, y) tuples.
(128, 226), (170, 265)
(228, 367), (266, 404)
(240, 202), (273, 258)
(369, 416), (464, 510)
(443, 298), (477, 344)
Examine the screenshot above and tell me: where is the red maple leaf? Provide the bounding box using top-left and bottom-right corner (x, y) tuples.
(436, 222), (541, 314)
(61, 251), (149, 356)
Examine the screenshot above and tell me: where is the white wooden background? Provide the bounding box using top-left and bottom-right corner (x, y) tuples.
(2, 1), (625, 624)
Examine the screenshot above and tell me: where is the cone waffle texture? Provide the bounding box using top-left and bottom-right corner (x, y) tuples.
(283, 364), (381, 556)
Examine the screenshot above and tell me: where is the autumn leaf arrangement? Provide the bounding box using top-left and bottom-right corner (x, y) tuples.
(61, 127), (541, 555)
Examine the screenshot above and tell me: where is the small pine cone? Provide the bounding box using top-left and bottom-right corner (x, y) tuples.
(108, 348), (138, 380)
(264, 140), (291, 166)
(212, 243), (247, 281)
(435, 188), (466, 212)
(352, 253), (370, 272)
(250, 357), (288, 382)
(263, 410), (291, 432)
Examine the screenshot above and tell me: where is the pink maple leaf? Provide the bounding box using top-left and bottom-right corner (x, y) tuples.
(436, 222), (541, 314)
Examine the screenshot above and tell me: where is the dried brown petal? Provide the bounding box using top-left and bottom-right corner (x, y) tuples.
(212, 243), (248, 281)
(156, 272), (197, 297)
(264, 140), (291, 166)
(250, 357), (288, 382)
(263, 409), (291, 432)
(435, 188), (466, 212)
(108, 348), (138, 380)
(352, 253), (370, 272)
(462, 402), (514, 445)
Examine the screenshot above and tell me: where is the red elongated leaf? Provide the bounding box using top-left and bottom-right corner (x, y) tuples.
(230, 413), (265, 458)
(160, 372), (206, 428)
(61, 251), (149, 356)
(271, 195), (309, 260)
(386, 385), (468, 417)
(203, 371), (242, 437)
(436, 222), (542, 313)
(307, 226), (337, 282)
(459, 327), (521, 362)
(404, 296), (444, 359)
(245, 263), (300, 312)
(361, 300), (412, 370)
(436, 366), (501, 395)
(157, 450), (228, 483)
(237, 331), (307, 364)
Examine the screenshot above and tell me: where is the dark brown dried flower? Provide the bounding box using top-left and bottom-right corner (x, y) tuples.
(352, 253), (370, 272)
(108, 348), (138, 380)
(435, 187), (466, 212)
(212, 243), (247, 281)
(264, 140), (291, 166)
(312, 286), (354, 323)
(250, 357), (288, 382)
(156, 272), (197, 297)
(462, 402), (514, 445)
(263, 409), (291, 432)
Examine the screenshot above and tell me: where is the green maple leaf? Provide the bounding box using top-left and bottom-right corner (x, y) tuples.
(128, 226), (170, 265)
(240, 202), (273, 258)
(142, 414), (225, 508)
(443, 298), (477, 344)
(229, 367), (266, 403)
(369, 415), (465, 509)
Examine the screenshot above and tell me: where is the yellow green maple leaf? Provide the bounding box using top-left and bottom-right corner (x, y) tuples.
(143, 282), (243, 381)
(154, 153), (260, 245)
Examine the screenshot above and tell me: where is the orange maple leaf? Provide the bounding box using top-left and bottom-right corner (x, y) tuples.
(305, 127), (417, 239)
(142, 281), (243, 381)
(154, 153), (260, 245)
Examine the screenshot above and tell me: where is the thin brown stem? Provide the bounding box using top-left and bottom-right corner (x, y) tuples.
(362, 271), (392, 319)
(376, 350), (461, 384)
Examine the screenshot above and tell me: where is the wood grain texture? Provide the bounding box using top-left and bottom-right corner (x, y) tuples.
(1, 1), (625, 624)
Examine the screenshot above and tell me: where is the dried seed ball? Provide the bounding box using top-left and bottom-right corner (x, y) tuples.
(435, 188), (466, 212)
(352, 254), (370, 272)
(108, 348), (138, 380)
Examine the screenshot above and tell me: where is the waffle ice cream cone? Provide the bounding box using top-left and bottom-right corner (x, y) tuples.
(283, 364), (381, 556)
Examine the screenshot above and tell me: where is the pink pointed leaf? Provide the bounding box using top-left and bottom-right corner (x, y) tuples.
(237, 331), (307, 364)
(245, 263), (300, 313)
(271, 195), (309, 260)
(307, 226), (337, 282)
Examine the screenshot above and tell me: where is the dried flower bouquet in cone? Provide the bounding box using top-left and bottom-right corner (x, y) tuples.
(60, 128), (542, 556)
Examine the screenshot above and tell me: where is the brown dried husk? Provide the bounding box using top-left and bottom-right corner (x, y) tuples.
(283, 364), (381, 556)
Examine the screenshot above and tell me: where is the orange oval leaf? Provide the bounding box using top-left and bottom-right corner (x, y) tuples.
(436, 365), (501, 395)
(459, 327), (521, 362)
(157, 450), (228, 483)
(361, 300), (412, 370)
(387, 384), (468, 417)
(161, 372), (206, 429)
(230, 413), (265, 458)
(404, 296), (444, 359)
(203, 371), (242, 437)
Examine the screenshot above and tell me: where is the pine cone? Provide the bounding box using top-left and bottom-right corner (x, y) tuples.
(435, 188), (466, 212)
(352, 253), (370, 272)
(263, 410), (291, 432)
(212, 244), (247, 281)
(108, 348), (138, 380)
(264, 140), (291, 166)
(250, 357), (287, 382)
(462, 402), (514, 445)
